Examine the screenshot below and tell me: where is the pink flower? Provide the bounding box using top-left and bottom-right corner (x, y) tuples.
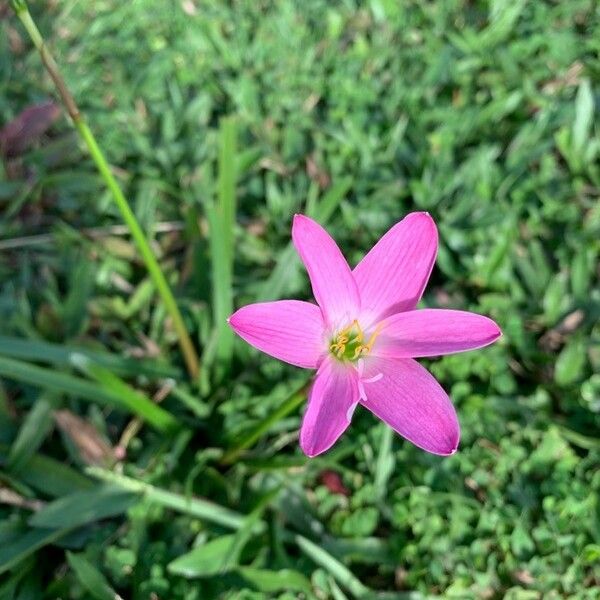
(228, 213), (501, 457)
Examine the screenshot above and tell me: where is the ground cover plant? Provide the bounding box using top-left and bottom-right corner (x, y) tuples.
(1, 0), (599, 598)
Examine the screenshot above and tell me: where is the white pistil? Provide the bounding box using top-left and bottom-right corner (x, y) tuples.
(356, 359), (383, 403)
(346, 402), (358, 423)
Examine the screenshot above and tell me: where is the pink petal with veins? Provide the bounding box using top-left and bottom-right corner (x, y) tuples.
(228, 300), (325, 368)
(353, 212), (438, 324)
(299, 357), (358, 457)
(375, 309), (501, 358)
(292, 215), (360, 329)
(360, 356), (459, 456)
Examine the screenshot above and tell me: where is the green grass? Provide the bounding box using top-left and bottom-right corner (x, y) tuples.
(1, 0), (599, 598)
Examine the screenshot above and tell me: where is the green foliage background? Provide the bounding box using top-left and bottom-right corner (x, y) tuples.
(1, 0), (599, 598)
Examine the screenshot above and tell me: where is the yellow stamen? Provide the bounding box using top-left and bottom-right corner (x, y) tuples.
(363, 323), (383, 353)
(353, 319), (364, 342)
(329, 320), (383, 361)
(349, 324), (382, 358)
(330, 341), (345, 355)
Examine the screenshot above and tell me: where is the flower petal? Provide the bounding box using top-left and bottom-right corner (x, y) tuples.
(292, 215), (360, 329)
(300, 357), (358, 457)
(375, 309), (501, 358)
(353, 212), (438, 324)
(360, 356), (459, 455)
(228, 300), (325, 368)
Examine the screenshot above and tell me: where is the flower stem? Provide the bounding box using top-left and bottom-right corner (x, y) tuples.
(11, 0), (199, 380)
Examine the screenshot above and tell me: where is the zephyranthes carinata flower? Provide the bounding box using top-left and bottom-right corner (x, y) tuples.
(229, 213), (501, 457)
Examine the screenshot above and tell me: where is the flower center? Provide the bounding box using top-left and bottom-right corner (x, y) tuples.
(329, 320), (382, 362)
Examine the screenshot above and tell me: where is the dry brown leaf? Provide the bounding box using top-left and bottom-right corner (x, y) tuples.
(539, 309), (585, 351)
(0, 101), (61, 158)
(54, 410), (115, 466)
(0, 486), (45, 511)
(306, 154), (330, 189)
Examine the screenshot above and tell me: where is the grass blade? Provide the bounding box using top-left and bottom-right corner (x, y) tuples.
(70, 354), (179, 431)
(0, 527), (72, 575)
(7, 396), (53, 472)
(167, 487), (278, 578)
(311, 177), (353, 222)
(169, 385), (210, 419)
(167, 534), (239, 578)
(573, 78), (593, 156)
(0, 335), (179, 379)
(67, 552), (123, 600)
(374, 425), (394, 502)
(221, 380), (309, 464)
(295, 534), (371, 599)
(29, 485), (137, 529)
(207, 116), (238, 373)
(206, 205), (234, 370)
(236, 567), (312, 594)
(0, 356), (178, 432)
(86, 467), (263, 532)
(0, 445), (92, 497)
(218, 116), (237, 264)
